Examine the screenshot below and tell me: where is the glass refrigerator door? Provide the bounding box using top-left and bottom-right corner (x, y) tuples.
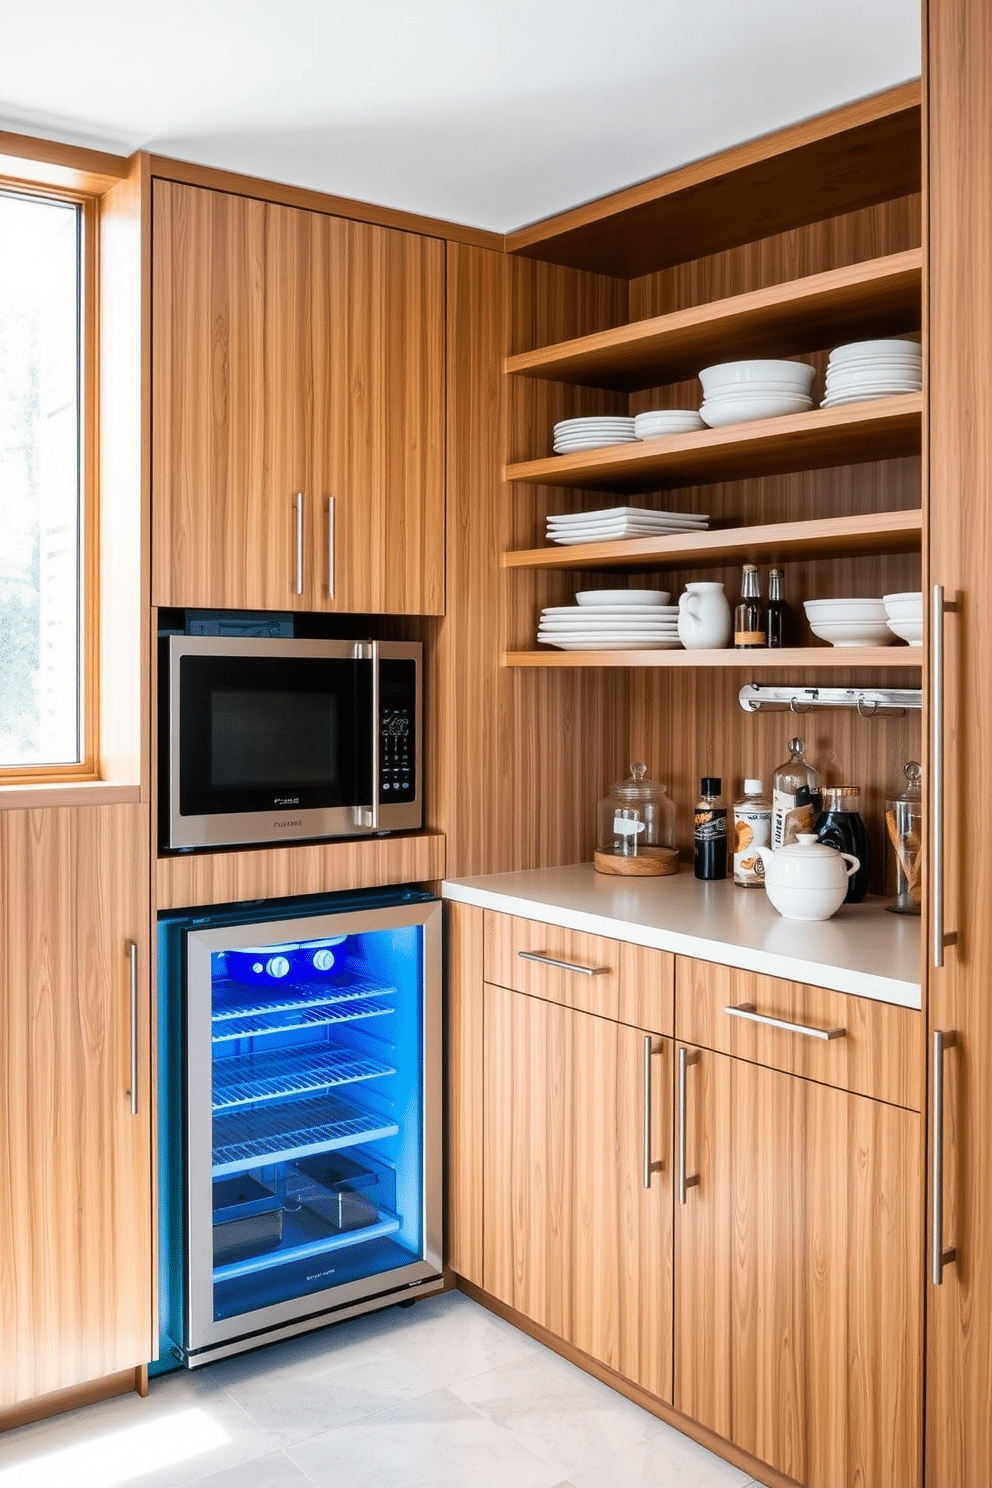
(183, 900), (441, 1358)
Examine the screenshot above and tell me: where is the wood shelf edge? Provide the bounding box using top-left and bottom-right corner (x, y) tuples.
(503, 509), (923, 571)
(503, 647), (922, 670)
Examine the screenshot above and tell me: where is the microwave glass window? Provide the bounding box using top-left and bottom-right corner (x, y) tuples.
(211, 690), (337, 791)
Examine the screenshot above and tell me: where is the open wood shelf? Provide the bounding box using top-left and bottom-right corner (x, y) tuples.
(504, 647), (922, 670)
(505, 394), (922, 493)
(505, 251), (922, 393)
(505, 82), (921, 278)
(504, 508), (922, 572)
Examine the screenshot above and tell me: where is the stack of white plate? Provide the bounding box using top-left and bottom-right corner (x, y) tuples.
(546, 505), (710, 545)
(633, 409), (705, 439)
(538, 591), (681, 650)
(883, 590), (923, 646)
(821, 339), (922, 409)
(698, 360), (816, 427)
(803, 597), (894, 647)
(553, 416), (637, 454)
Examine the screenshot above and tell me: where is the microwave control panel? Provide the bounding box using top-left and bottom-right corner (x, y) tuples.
(377, 657), (417, 803)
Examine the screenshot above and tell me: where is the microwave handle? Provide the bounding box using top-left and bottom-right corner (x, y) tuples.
(369, 639), (380, 831)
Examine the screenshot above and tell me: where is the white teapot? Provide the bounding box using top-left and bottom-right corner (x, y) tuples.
(757, 833), (860, 921)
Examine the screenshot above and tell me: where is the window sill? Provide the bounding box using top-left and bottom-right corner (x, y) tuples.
(0, 780), (142, 811)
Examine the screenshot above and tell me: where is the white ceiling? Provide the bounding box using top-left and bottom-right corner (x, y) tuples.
(0, 0), (920, 234)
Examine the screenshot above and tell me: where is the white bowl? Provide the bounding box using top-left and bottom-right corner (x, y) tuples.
(887, 619), (923, 644)
(698, 359), (816, 395)
(808, 619), (897, 647)
(804, 598), (887, 621)
(829, 339), (922, 362)
(700, 395), (812, 427)
(884, 600), (923, 620)
(575, 589), (670, 607)
(883, 591), (923, 605)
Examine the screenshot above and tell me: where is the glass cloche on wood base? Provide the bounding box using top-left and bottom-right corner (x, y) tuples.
(594, 762), (679, 877)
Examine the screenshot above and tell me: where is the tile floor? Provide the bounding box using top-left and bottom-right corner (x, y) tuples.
(0, 1291), (761, 1488)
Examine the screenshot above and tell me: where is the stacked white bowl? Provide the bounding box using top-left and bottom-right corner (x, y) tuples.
(821, 339), (922, 408)
(803, 597), (894, 647)
(698, 359), (816, 427)
(633, 408), (705, 439)
(553, 416), (637, 453)
(883, 591), (923, 646)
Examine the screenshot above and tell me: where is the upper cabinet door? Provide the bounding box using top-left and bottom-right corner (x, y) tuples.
(152, 180), (445, 615)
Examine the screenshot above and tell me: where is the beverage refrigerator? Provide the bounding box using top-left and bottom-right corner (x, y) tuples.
(155, 886), (442, 1368)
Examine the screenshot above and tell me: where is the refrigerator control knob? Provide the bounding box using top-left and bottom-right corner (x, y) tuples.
(264, 955), (291, 979)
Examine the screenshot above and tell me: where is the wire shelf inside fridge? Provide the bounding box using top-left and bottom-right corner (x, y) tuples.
(212, 1045), (396, 1112)
(212, 1093), (400, 1176)
(212, 995), (395, 1043)
(212, 973), (396, 1024)
(212, 1208), (403, 1282)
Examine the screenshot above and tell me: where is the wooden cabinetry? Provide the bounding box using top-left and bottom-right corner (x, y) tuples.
(481, 915), (674, 1401)
(500, 83), (922, 674)
(674, 961), (923, 1488)
(151, 178), (445, 615)
(0, 804), (152, 1413)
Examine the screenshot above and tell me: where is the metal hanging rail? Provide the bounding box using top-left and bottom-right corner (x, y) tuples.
(739, 683), (923, 717)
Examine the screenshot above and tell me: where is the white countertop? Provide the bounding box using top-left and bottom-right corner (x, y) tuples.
(442, 862), (922, 1009)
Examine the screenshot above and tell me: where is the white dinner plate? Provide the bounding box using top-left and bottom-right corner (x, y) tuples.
(573, 590), (671, 607)
(548, 505), (707, 525)
(538, 637), (684, 650)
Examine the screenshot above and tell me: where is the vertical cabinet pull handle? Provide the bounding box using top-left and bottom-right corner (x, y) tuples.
(127, 941), (138, 1117)
(931, 584), (946, 968)
(327, 496), (336, 599)
(642, 1036), (652, 1189)
(369, 638), (380, 831)
(294, 491), (304, 595)
(677, 1046), (700, 1205)
(931, 1028), (958, 1285)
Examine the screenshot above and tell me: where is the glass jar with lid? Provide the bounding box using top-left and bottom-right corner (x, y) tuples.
(885, 761), (923, 914)
(595, 762), (678, 877)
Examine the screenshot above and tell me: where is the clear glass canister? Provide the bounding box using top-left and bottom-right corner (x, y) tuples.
(885, 760), (923, 915)
(595, 762), (676, 873)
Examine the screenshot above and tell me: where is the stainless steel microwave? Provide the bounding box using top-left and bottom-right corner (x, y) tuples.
(160, 636), (421, 851)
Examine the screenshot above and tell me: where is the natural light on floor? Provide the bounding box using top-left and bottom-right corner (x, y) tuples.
(0, 1406), (230, 1486)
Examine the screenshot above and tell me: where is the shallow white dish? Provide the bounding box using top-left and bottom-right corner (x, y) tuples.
(554, 438), (639, 453)
(538, 636), (683, 650)
(829, 338), (922, 362)
(698, 359), (816, 394)
(548, 505), (708, 527)
(883, 602), (923, 622)
(700, 394), (813, 427)
(883, 591), (923, 605)
(826, 369), (922, 389)
(821, 390), (919, 408)
(633, 409), (704, 430)
(808, 619), (896, 646)
(804, 598), (887, 621)
(886, 619), (923, 644)
(575, 589), (671, 607)
(540, 617), (680, 631)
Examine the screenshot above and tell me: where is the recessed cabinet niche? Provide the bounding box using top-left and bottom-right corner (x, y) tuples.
(151, 179), (445, 615)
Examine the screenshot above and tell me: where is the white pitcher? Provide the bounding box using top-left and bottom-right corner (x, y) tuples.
(677, 581), (732, 649)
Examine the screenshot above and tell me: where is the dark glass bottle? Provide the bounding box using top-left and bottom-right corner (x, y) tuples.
(766, 568), (790, 648)
(815, 785), (870, 903)
(734, 565), (765, 648)
(694, 776), (728, 880)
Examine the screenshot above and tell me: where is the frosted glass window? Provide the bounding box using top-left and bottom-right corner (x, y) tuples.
(0, 191), (81, 767)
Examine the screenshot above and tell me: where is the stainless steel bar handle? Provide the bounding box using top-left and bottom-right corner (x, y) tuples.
(931, 1028), (958, 1285)
(294, 491), (304, 596)
(327, 496), (336, 599)
(369, 639), (380, 831)
(677, 1046), (700, 1205)
(724, 1002), (846, 1042)
(932, 584), (946, 968)
(127, 941), (138, 1117)
(642, 1036), (652, 1190)
(517, 950), (610, 977)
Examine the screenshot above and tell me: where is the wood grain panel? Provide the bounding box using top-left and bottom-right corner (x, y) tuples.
(675, 959), (923, 1109)
(675, 1046), (923, 1488)
(483, 983), (673, 1401)
(444, 902), (485, 1284)
(0, 805), (152, 1408)
(617, 941), (674, 1037)
(924, 0), (992, 1481)
(155, 832), (445, 910)
(433, 243), (629, 878)
(508, 84), (920, 277)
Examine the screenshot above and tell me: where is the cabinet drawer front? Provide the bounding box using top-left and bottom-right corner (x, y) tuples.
(484, 912), (673, 1032)
(675, 959), (921, 1109)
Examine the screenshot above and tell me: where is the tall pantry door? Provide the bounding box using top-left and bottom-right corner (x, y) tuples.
(925, 1), (992, 1481)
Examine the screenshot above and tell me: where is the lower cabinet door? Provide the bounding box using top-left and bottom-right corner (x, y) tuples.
(483, 982), (673, 1403)
(0, 804), (153, 1409)
(674, 1045), (922, 1488)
